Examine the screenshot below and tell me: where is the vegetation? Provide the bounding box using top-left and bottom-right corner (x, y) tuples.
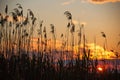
(0, 4), (120, 80)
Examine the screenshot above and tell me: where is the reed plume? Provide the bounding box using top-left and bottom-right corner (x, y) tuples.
(5, 5), (8, 14)
(64, 11), (72, 53)
(50, 24), (56, 50)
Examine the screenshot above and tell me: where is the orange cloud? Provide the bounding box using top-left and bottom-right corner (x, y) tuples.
(72, 20), (87, 26)
(61, 0), (120, 5)
(74, 43), (116, 60)
(29, 38), (117, 60)
(61, 0), (76, 5)
(73, 20), (79, 25)
(88, 0), (120, 4)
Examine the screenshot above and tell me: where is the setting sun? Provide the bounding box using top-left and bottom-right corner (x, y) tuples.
(97, 67), (103, 72)
(0, 0), (120, 80)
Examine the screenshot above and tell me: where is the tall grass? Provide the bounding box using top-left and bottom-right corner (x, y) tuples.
(0, 4), (120, 80)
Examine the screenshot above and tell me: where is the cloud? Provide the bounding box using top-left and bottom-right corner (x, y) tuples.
(80, 21), (87, 26)
(73, 20), (79, 25)
(87, 0), (120, 4)
(72, 20), (87, 26)
(61, 0), (120, 6)
(61, 0), (76, 6)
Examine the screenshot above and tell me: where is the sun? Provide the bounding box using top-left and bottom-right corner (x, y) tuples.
(97, 66), (103, 72)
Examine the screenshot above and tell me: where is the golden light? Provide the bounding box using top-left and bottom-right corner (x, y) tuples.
(97, 67), (103, 72)
(84, 43), (116, 60)
(73, 43), (116, 60)
(30, 38), (117, 60)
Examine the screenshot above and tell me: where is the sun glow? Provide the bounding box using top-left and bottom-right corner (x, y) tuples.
(86, 43), (116, 60)
(97, 66), (103, 72)
(31, 38), (116, 60)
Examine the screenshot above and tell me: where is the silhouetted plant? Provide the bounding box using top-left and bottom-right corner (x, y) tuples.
(0, 4), (120, 80)
(37, 20), (43, 53)
(43, 26), (47, 52)
(50, 24), (56, 50)
(64, 11), (72, 51)
(70, 22), (75, 59)
(101, 32), (107, 60)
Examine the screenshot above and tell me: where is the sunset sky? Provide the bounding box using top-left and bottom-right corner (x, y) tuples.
(0, 0), (120, 52)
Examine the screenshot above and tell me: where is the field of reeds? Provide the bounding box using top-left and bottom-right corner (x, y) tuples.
(0, 4), (120, 80)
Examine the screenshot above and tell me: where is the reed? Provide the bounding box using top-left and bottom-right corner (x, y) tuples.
(0, 4), (120, 80)
(50, 24), (56, 51)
